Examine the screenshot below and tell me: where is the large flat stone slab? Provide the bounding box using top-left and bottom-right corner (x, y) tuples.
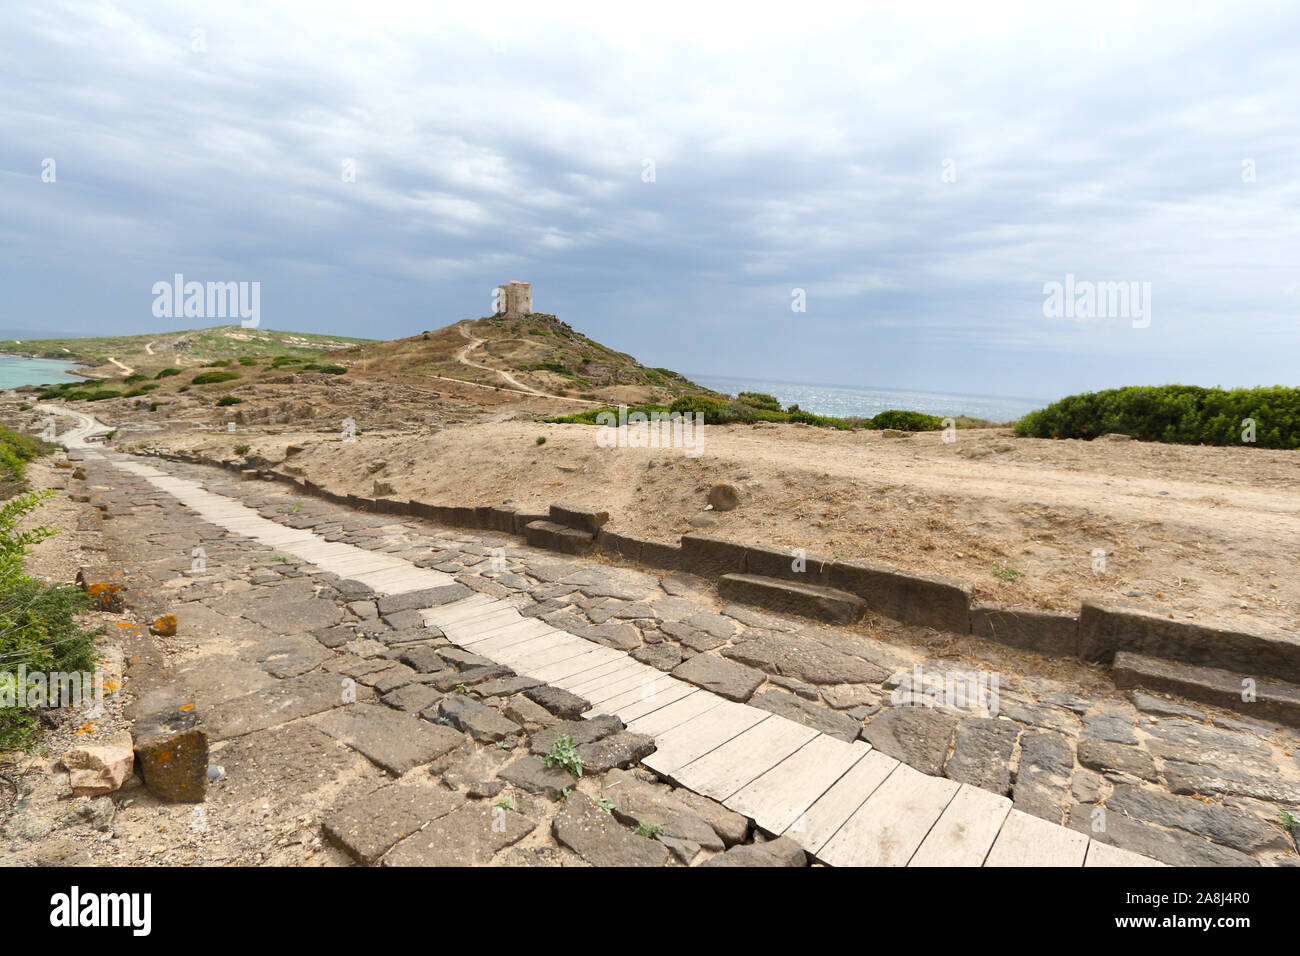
(382, 803), (536, 866)
(312, 703), (466, 774)
(322, 784), (467, 864)
(206, 673), (355, 740)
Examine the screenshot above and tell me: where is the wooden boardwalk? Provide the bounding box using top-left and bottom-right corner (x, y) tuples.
(102, 454), (1162, 867)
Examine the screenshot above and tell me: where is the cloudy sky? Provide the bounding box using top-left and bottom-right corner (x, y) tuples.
(3, 0), (1298, 400)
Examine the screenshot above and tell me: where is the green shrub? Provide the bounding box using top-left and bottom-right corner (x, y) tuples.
(0, 426), (49, 482)
(238, 356), (259, 366)
(1014, 385), (1300, 449)
(0, 490), (97, 750)
(155, 367), (183, 379)
(301, 362), (346, 375)
(83, 389), (121, 402)
(869, 410), (945, 431)
(191, 370), (241, 385)
(737, 391), (783, 412)
(202, 359), (231, 368)
(216, 395), (242, 406)
(123, 373), (148, 384)
(669, 395), (754, 424)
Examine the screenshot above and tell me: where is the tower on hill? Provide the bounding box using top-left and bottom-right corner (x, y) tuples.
(495, 281), (532, 316)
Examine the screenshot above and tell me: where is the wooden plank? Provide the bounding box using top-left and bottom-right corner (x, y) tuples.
(420, 596), (493, 625)
(460, 618), (545, 654)
(448, 613), (530, 646)
(1084, 840), (1166, 867)
(818, 763), (959, 867)
(908, 783), (1012, 867)
(526, 648), (626, 683)
(583, 668), (671, 707)
(441, 608), (520, 637)
(983, 809), (1089, 867)
(501, 636), (594, 672)
(550, 657), (642, 693)
(642, 703), (769, 777)
(562, 660), (655, 697)
(599, 675), (692, 716)
(673, 716), (819, 801)
(726, 737), (871, 837)
(476, 622), (565, 656)
(624, 689), (726, 735)
(460, 619), (553, 652)
(427, 600), (511, 628)
(783, 748), (898, 852)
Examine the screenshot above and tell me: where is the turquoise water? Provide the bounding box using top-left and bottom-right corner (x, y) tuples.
(0, 354), (88, 388)
(690, 374), (1047, 422)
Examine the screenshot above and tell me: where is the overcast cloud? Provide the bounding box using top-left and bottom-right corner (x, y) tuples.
(2, 0), (1298, 399)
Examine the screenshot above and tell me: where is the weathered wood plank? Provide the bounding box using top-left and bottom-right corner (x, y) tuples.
(673, 716), (819, 801)
(1083, 839), (1166, 867)
(642, 703), (769, 777)
(908, 783), (1011, 867)
(984, 809), (1089, 867)
(818, 762), (959, 866)
(726, 736), (871, 837)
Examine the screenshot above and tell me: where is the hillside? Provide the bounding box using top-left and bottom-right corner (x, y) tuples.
(17, 314), (723, 438)
(339, 313), (719, 406)
(0, 326), (372, 377)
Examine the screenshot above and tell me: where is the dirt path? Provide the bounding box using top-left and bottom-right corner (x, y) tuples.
(106, 356), (133, 376)
(455, 323), (546, 395)
(452, 323), (601, 406)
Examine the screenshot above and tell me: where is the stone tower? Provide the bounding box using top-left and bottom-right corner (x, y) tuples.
(496, 280), (532, 316)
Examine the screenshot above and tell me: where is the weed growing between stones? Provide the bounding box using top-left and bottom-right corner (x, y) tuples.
(542, 733), (582, 777)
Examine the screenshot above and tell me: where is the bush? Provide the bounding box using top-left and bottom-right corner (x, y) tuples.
(238, 356), (259, 366)
(301, 362), (346, 375)
(155, 367), (183, 379)
(0, 490), (97, 750)
(202, 359), (231, 368)
(191, 370), (241, 385)
(216, 395), (242, 406)
(1014, 385), (1300, 449)
(669, 395), (754, 424)
(869, 410), (945, 431)
(737, 391), (783, 413)
(0, 426), (49, 482)
(123, 373), (148, 384)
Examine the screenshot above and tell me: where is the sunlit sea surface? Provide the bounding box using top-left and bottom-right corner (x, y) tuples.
(689, 374), (1047, 422)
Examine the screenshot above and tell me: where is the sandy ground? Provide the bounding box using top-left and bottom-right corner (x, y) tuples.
(119, 416), (1300, 636)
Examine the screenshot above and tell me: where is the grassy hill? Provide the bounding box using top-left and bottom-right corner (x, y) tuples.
(1, 326), (373, 372)
(339, 313), (720, 405)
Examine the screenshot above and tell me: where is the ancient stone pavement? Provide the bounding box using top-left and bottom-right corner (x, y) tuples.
(17, 444), (1300, 867)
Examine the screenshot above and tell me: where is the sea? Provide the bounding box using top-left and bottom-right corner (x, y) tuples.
(688, 374), (1047, 422)
(0, 354), (88, 389)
